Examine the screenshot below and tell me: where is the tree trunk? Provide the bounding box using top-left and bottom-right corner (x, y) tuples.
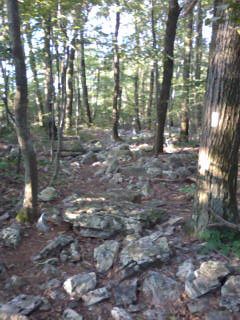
(147, 67), (154, 130)
(192, 3), (240, 231)
(43, 16), (56, 139)
(194, 0), (203, 130)
(134, 68), (141, 133)
(26, 24), (44, 126)
(112, 8), (121, 141)
(66, 37), (76, 129)
(80, 28), (92, 126)
(6, 0), (38, 222)
(154, 0), (181, 153)
(179, 10), (193, 142)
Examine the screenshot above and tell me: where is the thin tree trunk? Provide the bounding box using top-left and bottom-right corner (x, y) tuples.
(147, 67), (154, 130)
(134, 68), (141, 132)
(6, 0), (38, 222)
(154, 0), (181, 153)
(80, 28), (92, 125)
(112, 7), (121, 141)
(43, 16), (56, 139)
(26, 24), (44, 126)
(66, 37), (76, 129)
(193, 3), (240, 231)
(179, 10), (193, 142)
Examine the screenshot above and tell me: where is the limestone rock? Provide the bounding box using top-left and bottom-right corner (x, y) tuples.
(63, 272), (97, 299)
(5, 275), (26, 290)
(62, 308), (83, 320)
(0, 294), (43, 316)
(205, 310), (234, 320)
(94, 240), (119, 272)
(142, 271), (181, 305)
(119, 233), (170, 277)
(0, 311), (29, 320)
(33, 234), (74, 261)
(143, 309), (166, 320)
(82, 287), (110, 306)
(81, 151), (98, 165)
(0, 224), (21, 248)
(185, 260), (230, 299)
(39, 187), (58, 202)
(111, 307), (133, 320)
(220, 275), (240, 311)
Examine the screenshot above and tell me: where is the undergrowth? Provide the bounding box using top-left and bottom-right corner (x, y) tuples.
(200, 228), (240, 257)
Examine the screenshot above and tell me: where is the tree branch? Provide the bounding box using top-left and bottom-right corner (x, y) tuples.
(208, 208), (240, 232)
(182, 0), (198, 17)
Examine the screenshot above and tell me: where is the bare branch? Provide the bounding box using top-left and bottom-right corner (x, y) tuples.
(182, 0), (198, 17)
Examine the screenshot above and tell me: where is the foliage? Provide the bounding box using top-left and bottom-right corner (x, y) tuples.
(200, 228), (240, 257)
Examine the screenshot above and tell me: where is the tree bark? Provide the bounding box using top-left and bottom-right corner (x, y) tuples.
(193, 3), (240, 231)
(80, 28), (92, 125)
(43, 16), (56, 139)
(66, 37), (76, 129)
(154, 0), (181, 153)
(26, 24), (44, 126)
(134, 68), (141, 133)
(6, 0), (38, 222)
(147, 67), (154, 130)
(179, 9), (193, 142)
(112, 8), (121, 141)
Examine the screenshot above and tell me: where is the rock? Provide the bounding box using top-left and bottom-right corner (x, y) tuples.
(146, 167), (162, 178)
(105, 159), (120, 175)
(205, 310), (234, 320)
(114, 278), (138, 306)
(176, 260), (194, 281)
(141, 180), (152, 197)
(0, 294), (43, 316)
(185, 260), (230, 299)
(36, 213), (50, 233)
(0, 224), (21, 248)
(0, 261), (6, 279)
(142, 271), (181, 305)
(39, 187), (58, 202)
(187, 297), (211, 314)
(220, 275), (240, 311)
(63, 210), (123, 239)
(0, 312), (29, 320)
(33, 234), (74, 261)
(119, 233), (170, 277)
(175, 167), (191, 178)
(94, 240), (119, 273)
(82, 287), (110, 306)
(143, 309), (166, 320)
(45, 207), (62, 224)
(110, 173), (124, 184)
(81, 151), (98, 165)
(121, 166), (146, 177)
(62, 308), (83, 320)
(107, 188), (142, 203)
(63, 272), (97, 299)
(5, 275), (26, 290)
(111, 307), (133, 320)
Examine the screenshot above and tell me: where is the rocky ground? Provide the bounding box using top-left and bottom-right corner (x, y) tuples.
(1, 129), (240, 320)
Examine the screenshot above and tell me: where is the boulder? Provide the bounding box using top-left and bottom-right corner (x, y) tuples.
(0, 294), (43, 316)
(82, 287), (110, 306)
(39, 187), (58, 202)
(185, 260), (230, 299)
(142, 271), (181, 305)
(0, 224), (21, 248)
(114, 278), (138, 306)
(111, 307), (133, 320)
(119, 233), (170, 277)
(63, 272), (97, 299)
(62, 308), (83, 320)
(33, 234), (74, 261)
(94, 240), (119, 272)
(220, 275), (240, 311)
(176, 260), (194, 281)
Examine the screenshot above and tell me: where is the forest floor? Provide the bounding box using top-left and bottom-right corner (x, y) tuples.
(0, 127), (240, 320)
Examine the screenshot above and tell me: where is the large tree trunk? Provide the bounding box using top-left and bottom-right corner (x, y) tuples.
(6, 0), (38, 222)
(154, 0), (181, 153)
(80, 28), (92, 126)
(192, 3), (240, 231)
(112, 8), (121, 141)
(179, 10), (193, 142)
(194, 0), (203, 131)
